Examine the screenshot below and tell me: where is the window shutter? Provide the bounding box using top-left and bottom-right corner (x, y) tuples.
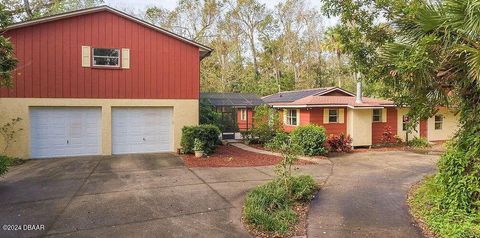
(382, 108), (387, 122)
(296, 109), (300, 126)
(323, 108), (329, 124)
(122, 48), (130, 69)
(283, 109), (287, 124)
(338, 109), (344, 123)
(81, 46), (90, 67)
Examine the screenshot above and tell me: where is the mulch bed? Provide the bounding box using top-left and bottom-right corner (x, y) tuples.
(181, 144), (314, 167)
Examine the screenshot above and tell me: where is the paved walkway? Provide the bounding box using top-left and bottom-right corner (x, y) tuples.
(307, 151), (438, 238)
(230, 143), (327, 164)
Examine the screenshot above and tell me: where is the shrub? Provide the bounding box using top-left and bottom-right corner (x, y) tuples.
(265, 132), (290, 151)
(181, 124), (221, 154)
(381, 125), (396, 144)
(407, 137), (430, 148)
(409, 176), (480, 238)
(290, 124), (327, 156)
(0, 117), (23, 153)
(251, 105), (283, 144)
(289, 175), (318, 202)
(0, 155), (11, 176)
(199, 99), (223, 130)
(244, 176), (318, 235)
(326, 133), (353, 153)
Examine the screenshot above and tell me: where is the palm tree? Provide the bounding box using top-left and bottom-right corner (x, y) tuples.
(379, 0), (480, 212)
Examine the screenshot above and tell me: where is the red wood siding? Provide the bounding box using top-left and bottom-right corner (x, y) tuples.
(2, 11), (200, 99)
(282, 109), (310, 132)
(371, 108), (398, 144)
(309, 107), (347, 136)
(420, 120), (428, 138)
(237, 108), (254, 131)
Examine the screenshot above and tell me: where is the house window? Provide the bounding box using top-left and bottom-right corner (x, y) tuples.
(328, 109), (338, 123)
(240, 109), (247, 121)
(92, 48), (120, 67)
(435, 115), (443, 130)
(373, 109), (382, 122)
(286, 109), (298, 126)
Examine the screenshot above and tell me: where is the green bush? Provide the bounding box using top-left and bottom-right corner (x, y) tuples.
(244, 176), (318, 235)
(0, 155), (11, 176)
(290, 124), (327, 156)
(289, 175), (318, 202)
(181, 124), (221, 154)
(407, 137), (430, 148)
(409, 176), (480, 238)
(265, 132), (290, 150)
(199, 99), (223, 130)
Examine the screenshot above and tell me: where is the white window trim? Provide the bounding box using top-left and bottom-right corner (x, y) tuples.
(240, 109), (247, 121)
(328, 109), (339, 123)
(92, 48), (121, 68)
(434, 115), (443, 130)
(373, 109), (382, 122)
(285, 109), (299, 126)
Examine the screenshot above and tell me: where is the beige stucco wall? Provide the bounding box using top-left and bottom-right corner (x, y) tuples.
(347, 108), (373, 146)
(0, 98), (199, 159)
(427, 108), (459, 141)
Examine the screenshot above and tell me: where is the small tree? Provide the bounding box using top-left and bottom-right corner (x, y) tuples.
(251, 105), (282, 144)
(0, 117), (23, 153)
(199, 99), (223, 130)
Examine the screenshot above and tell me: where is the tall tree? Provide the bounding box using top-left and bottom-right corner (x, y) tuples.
(0, 3), (17, 88)
(4, 0), (104, 20)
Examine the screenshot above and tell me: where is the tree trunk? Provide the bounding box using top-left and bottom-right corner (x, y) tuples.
(23, 0), (33, 18)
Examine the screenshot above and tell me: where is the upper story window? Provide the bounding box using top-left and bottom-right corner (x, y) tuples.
(373, 109), (382, 122)
(435, 115), (443, 130)
(92, 48), (120, 67)
(328, 109), (338, 123)
(240, 109), (247, 121)
(285, 109), (298, 126)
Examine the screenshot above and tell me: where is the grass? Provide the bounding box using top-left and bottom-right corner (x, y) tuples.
(408, 176), (480, 238)
(243, 175), (317, 236)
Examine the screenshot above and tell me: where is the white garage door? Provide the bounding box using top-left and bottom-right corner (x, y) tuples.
(112, 108), (173, 154)
(30, 107), (101, 158)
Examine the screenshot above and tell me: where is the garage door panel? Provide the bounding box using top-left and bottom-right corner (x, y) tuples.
(30, 108), (101, 158)
(112, 108), (172, 154)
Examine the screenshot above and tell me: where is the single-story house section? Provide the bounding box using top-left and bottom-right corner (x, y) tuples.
(0, 6), (212, 159)
(263, 87), (459, 147)
(200, 92), (264, 139)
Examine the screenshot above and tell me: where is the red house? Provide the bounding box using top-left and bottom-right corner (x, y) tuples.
(0, 6), (211, 159)
(263, 87), (459, 146)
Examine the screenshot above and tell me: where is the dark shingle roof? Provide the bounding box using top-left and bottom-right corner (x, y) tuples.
(200, 92), (264, 107)
(262, 87), (333, 103)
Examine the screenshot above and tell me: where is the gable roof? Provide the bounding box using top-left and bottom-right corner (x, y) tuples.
(5, 5), (212, 59)
(262, 87), (334, 103)
(200, 92), (264, 108)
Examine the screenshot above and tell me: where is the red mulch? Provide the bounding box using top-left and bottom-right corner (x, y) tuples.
(181, 144), (314, 167)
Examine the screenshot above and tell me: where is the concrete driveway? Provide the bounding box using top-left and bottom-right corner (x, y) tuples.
(0, 151), (437, 238)
(0, 153), (329, 238)
(307, 151), (438, 238)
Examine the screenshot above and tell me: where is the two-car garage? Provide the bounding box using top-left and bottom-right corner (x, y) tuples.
(30, 107), (173, 158)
